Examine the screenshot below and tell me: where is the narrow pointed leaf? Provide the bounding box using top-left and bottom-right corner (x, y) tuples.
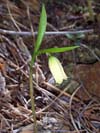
(34, 4), (47, 53)
(37, 46), (79, 55)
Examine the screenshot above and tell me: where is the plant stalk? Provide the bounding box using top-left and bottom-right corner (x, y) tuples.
(87, 0), (94, 21)
(29, 62), (37, 133)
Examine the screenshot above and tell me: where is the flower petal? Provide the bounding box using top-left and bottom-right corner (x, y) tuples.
(48, 56), (68, 84)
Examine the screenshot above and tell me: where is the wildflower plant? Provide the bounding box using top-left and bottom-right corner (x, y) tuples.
(29, 4), (79, 133)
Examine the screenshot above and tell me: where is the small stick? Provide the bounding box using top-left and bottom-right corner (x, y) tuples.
(0, 28), (93, 36)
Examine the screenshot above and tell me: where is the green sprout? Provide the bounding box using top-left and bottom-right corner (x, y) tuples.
(66, 33), (85, 45)
(29, 4), (47, 133)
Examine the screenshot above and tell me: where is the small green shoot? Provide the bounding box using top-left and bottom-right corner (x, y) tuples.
(29, 4), (47, 133)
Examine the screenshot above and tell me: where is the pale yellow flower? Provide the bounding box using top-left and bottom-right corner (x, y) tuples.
(48, 56), (68, 84)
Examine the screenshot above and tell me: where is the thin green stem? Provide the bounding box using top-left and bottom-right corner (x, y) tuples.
(29, 59), (37, 133)
(87, 0), (94, 21)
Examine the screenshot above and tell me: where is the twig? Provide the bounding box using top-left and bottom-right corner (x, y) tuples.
(7, 0), (20, 31)
(0, 28), (93, 36)
(69, 85), (82, 133)
(80, 43), (100, 61)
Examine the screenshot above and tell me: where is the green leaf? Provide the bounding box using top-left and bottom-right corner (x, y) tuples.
(37, 46), (79, 55)
(66, 33), (75, 40)
(66, 33), (85, 40)
(34, 4), (47, 54)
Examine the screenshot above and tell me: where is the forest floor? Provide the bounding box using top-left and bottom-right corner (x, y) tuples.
(0, 0), (100, 133)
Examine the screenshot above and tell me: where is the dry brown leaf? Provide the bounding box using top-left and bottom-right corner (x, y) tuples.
(0, 58), (5, 73)
(21, 0), (40, 12)
(73, 62), (100, 100)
